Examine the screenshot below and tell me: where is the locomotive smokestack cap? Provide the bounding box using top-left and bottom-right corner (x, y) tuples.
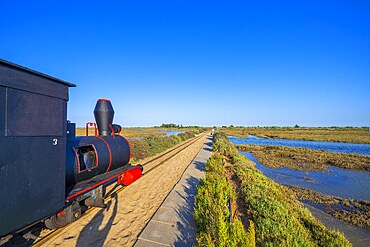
(94, 99), (114, 136)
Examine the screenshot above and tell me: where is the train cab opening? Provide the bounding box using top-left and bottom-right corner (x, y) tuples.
(74, 145), (98, 172)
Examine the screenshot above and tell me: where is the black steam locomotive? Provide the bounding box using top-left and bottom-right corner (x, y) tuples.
(0, 59), (142, 242)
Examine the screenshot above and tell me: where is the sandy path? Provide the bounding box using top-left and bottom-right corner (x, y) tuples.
(43, 134), (207, 247)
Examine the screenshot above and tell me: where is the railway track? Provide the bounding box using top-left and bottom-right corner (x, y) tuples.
(23, 133), (205, 247)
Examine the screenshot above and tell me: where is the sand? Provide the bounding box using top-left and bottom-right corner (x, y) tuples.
(42, 134), (208, 247)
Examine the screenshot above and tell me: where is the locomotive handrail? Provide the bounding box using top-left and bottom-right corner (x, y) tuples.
(109, 124), (115, 138)
(86, 122), (98, 136)
(109, 124), (122, 138)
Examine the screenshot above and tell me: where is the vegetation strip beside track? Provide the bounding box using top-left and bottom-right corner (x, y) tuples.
(194, 132), (351, 246)
(32, 134), (204, 247)
(129, 131), (198, 162)
(194, 152), (255, 247)
(237, 144), (370, 172)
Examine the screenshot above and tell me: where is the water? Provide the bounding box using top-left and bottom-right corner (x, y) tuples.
(229, 135), (370, 155)
(304, 202), (370, 247)
(155, 129), (182, 136)
(240, 152), (370, 201)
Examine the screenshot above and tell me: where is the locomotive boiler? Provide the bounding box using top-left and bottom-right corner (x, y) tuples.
(0, 59), (142, 242)
(66, 99), (132, 188)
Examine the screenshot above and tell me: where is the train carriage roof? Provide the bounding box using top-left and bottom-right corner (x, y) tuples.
(0, 58), (76, 87)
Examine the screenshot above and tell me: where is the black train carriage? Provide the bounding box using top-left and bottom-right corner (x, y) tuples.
(0, 59), (142, 241)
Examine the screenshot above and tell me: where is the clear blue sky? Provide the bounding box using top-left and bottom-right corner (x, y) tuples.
(1, 1), (369, 127)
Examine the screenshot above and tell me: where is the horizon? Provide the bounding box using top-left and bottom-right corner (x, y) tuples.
(1, 1), (369, 127)
(76, 124), (370, 128)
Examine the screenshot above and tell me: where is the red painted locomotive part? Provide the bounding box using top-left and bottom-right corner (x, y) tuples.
(57, 210), (65, 217)
(66, 176), (113, 201)
(95, 136), (113, 173)
(66, 166), (142, 201)
(72, 147), (81, 173)
(109, 124), (115, 138)
(91, 144), (99, 168)
(97, 98), (111, 103)
(117, 166), (142, 186)
(85, 122), (97, 136)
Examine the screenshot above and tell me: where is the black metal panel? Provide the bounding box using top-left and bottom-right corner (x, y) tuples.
(94, 99), (114, 136)
(0, 59), (75, 100)
(6, 88), (64, 136)
(0, 87), (5, 136)
(0, 60), (73, 237)
(67, 164), (136, 198)
(0, 133), (67, 236)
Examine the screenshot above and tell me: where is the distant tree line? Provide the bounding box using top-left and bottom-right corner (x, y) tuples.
(161, 123), (180, 128)
(218, 125), (369, 129)
(160, 124), (209, 128)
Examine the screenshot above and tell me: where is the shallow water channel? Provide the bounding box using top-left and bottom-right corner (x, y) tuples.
(229, 136), (370, 246)
(240, 151), (370, 201)
(229, 135), (370, 155)
(154, 129), (182, 136)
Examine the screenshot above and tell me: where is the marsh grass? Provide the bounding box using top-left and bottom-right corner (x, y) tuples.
(221, 127), (370, 144)
(120, 128), (165, 138)
(204, 132), (351, 246)
(237, 144), (370, 171)
(289, 186), (370, 229)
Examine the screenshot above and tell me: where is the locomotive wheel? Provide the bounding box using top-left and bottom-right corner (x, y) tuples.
(45, 202), (81, 230)
(44, 213), (69, 230)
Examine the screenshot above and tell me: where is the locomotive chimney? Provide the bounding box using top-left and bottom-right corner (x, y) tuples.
(94, 99), (114, 136)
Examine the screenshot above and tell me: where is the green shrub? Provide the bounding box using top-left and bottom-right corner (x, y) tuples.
(128, 132), (195, 163)
(194, 152), (255, 247)
(205, 153), (226, 175)
(230, 153), (255, 167)
(129, 139), (147, 161)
